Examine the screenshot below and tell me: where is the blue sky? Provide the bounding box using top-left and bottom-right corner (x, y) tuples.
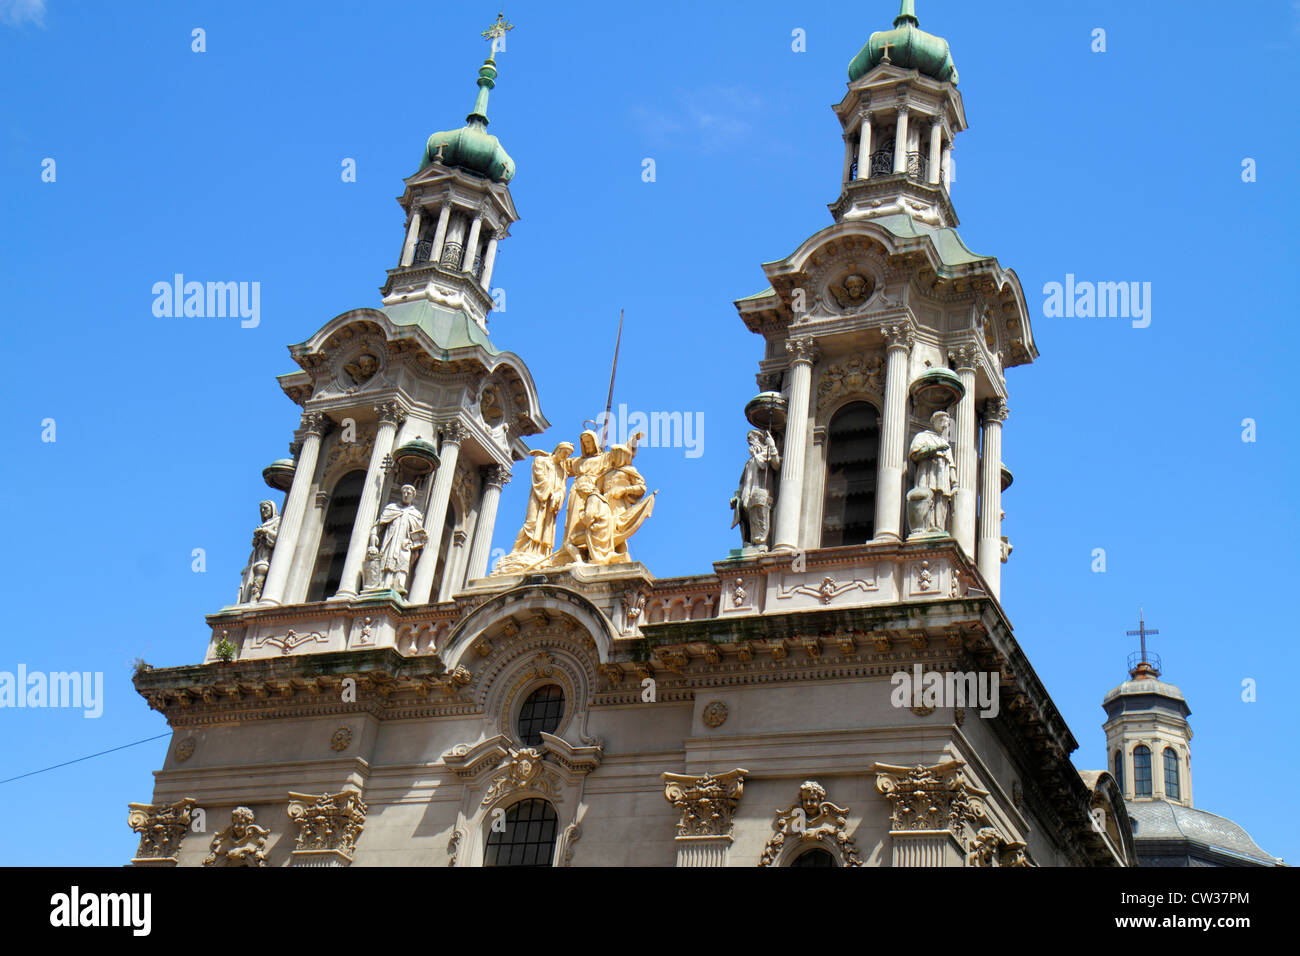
(1, 0), (1296, 865)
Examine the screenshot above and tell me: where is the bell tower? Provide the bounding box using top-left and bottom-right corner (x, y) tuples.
(733, 0), (1034, 601)
(209, 15), (548, 660)
(832, 0), (964, 228)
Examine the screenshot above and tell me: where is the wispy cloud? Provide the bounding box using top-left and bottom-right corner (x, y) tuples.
(631, 85), (765, 154)
(1, 0), (46, 27)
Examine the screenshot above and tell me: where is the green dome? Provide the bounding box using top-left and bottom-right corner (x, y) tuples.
(848, 1), (958, 85)
(419, 54), (516, 183)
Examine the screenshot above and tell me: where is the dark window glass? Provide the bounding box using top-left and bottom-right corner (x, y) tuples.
(1163, 748), (1180, 800)
(1133, 745), (1152, 797)
(517, 685), (564, 746)
(790, 847), (836, 867)
(1113, 749), (1124, 793)
(483, 799), (558, 867)
(821, 401), (880, 547)
(306, 470), (366, 602)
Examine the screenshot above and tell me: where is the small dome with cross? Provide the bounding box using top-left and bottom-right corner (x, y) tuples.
(848, 1), (958, 85)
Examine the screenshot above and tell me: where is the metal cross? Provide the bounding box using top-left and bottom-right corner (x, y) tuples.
(880, 40), (895, 61)
(482, 12), (514, 51)
(1126, 607), (1159, 664)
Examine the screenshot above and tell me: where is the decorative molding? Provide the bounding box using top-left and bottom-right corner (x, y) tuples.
(561, 823), (583, 866)
(758, 781), (863, 867)
(127, 797), (197, 865)
(174, 737), (196, 762)
(969, 825), (1031, 867)
(482, 747), (564, 806)
(203, 807), (269, 867)
(250, 629), (328, 655)
(330, 726), (353, 752)
(287, 790), (368, 866)
(777, 573), (877, 604)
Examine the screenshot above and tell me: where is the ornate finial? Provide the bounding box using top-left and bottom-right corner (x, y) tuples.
(481, 12), (514, 56)
(1125, 608), (1161, 679)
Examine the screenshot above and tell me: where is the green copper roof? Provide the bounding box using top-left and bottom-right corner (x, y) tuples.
(848, 1), (958, 85)
(419, 36), (516, 183)
(382, 299), (500, 356)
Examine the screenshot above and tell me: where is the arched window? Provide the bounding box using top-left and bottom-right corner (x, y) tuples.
(821, 401), (880, 547)
(1133, 745), (1152, 797)
(517, 685), (564, 746)
(483, 799), (559, 867)
(306, 470), (366, 602)
(1163, 748), (1180, 800)
(1113, 749), (1124, 793)
(790, 847), (837, 867)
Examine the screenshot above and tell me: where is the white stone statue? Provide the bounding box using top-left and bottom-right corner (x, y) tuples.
(238, 500), (280, 603)
(907, 411), (957, 536)
(367, 484), (427, 595)
(730, 429), (781, 550)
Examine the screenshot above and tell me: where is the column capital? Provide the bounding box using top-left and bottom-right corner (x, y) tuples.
(785, 336), (819, 366)
(300, 411), (331, 436)
(374, 401), (405, 427)
(895, 103), (910, 116)
(483, 464), (511, 489)
(980, 398), (1009, 424)
(441, 420), (469, 444)
(857, 104), (872, 122)
(947, 345), (979, 372)
(881, 324), (915, 351)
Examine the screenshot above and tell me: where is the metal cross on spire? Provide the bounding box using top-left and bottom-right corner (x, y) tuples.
(482, 12), (514, 54)
(1126, 607), (1160, 677)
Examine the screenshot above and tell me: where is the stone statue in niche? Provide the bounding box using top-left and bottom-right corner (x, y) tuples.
(828, 273), (873, 310)
(238, 500), (280, 603)
(344, 353), (379, 387)
(366, 484), (426, 594)
(730, 429), (781, 550)
(907, 411), (957, 536)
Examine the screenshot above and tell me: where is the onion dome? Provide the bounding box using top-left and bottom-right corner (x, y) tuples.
(419, 15), (516, 183)
(848, 1), (958, 85)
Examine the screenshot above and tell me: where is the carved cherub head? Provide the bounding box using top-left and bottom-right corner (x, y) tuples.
(799, 780), (828, 818)
(344, 353), (379, 385)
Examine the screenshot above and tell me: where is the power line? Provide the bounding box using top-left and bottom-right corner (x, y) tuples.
(0, 733), (170, 785)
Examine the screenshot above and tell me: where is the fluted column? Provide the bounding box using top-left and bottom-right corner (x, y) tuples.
(977, 399), (1009, 598)
(942, 144), (953, 191)
(856, 110), (872, 180)
(841, 135), (854, 185)
(773, 337), (817, 551)
(874, 325), (913, 542)
(332, 402), (403, 600)
(893, 106), (909, 174)
(461, 212), (483, 272)
(928, 120), (943, 185)
(466, 465), (509, 580)
(949, 347), (978, 558)
(400, 209), (422, 267)
(408, 421), (465, 605)
(261, 412), (329, 605)
(430, 203), (452, 263)
(480, 232), (500, 291)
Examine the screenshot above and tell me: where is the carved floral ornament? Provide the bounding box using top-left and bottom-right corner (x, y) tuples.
(872, 760), (987, 835)
(662, 768), (748, 839)
(127, 797), (197, 862)
(817, 354), (886, 410)
(758, 781), (863, 867)
(482, 747), (564, 806)
(287, 791), (368, 860)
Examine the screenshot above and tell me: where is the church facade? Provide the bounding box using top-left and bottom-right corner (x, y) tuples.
(127, 4), (1136, 868)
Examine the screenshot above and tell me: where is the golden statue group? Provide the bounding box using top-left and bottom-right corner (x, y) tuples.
(491, 428), (657, 574)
